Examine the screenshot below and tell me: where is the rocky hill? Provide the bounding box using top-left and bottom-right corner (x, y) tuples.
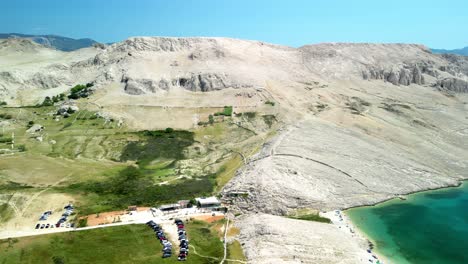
(0, 33), (98, 51)
(1, 36), (468, 263)
(432, 46), (468, 56)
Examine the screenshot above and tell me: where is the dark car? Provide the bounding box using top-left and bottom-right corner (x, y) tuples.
(45, 224), (50, 228)
(162, 252), (172, 258)
(35, 223), (40, 229)
(40, 224), (45, 229)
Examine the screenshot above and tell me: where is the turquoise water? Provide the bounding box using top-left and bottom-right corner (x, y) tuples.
(347, 182), (468, 264)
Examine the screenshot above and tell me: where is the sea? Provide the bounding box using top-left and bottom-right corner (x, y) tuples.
(347, 181), (468, 264)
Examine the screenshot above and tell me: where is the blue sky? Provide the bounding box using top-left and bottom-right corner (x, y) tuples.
(2, 0), (467, 48)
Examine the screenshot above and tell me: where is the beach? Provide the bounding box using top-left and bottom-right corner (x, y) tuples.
(321, 210), (390, 264)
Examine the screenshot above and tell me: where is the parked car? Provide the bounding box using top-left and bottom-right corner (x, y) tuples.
(66, 223), (71, 228)
(35, 223), (40, 229)
(45, 224), (50, 228)
(162, 252), (172, 258)
(40, 224), (45, 229)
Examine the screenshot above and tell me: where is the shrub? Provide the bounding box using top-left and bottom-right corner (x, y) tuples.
(0, 137), (13, 143)
(165, 127), (174, 133)
(208, 114), (214, 124)
(17, 145), (26, 152)
(265, 100), (275, 106)
(40, 96), (54, 107)
(0, 113), (12, 119)
(0, 101), (6, 106)
(78, 218), (88, 227)
(27, 121), (34, 127)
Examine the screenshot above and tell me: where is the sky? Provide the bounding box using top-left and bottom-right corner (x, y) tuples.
(1, 0), (467, 49)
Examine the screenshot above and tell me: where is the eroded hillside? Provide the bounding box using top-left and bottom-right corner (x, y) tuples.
(1, 37), (468, 263)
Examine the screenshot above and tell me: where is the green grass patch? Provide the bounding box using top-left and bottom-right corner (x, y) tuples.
(0, 223), (223, 264)
(214, 106), (233, 117)
(63, 166), (217, 215)
(120, 130), (194, 166)
(0, 203), (14, 224)
(288, 213), (331, 223)
(215, 155), (243, 191)
(227, 240), (246, 262)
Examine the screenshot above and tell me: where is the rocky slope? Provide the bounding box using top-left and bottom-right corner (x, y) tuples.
(2, 37), (468, 263)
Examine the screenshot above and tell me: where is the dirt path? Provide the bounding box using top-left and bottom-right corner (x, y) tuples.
(19, 173), (71, 216)
(220, 218), (230, 264)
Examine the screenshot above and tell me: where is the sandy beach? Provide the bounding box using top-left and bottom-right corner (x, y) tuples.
(321, 210), (390, 264)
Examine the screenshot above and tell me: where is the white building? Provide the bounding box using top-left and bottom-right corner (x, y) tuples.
(195, 196), (221, 208)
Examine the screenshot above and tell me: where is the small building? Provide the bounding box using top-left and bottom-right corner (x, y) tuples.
(159, 203), (180, 211)
(195, 196), (221, 208)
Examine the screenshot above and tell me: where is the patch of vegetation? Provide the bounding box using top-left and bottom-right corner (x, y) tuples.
(0, 181), (33, 191)
(227, 240), (247, 262)
(64, 166), (217, 214)
(214, 106), (233, 117)
(243, 112), (256, 119)
(77, 218), (87, 228)
(215, 155), (243, 191)
(288, 213), (331, 223)
(120, 129), (194, 166)
(0, 223), (224, 263)
(68, 83), (93, 99)
(0, 101), (6, 106)
(17, 144), (26, 152)
(0, 203), (14, 223)
(262, 114), (277, 128)
(265, 100), (275, 106)
(39, 96), (54, 107)
(0, 136), (13, 143)
(0, 113), (12, 119)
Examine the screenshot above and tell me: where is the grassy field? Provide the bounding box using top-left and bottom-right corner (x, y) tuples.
(0, 221), (227, 264)
(0, 104), (275, 228)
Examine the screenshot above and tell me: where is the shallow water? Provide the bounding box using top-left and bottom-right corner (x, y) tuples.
(347, 182), (468, 264)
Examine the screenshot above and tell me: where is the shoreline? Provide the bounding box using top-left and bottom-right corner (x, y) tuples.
(339, 180), (468, 264)
(343, 180), (463, 211)
(321, 210), (389, 264)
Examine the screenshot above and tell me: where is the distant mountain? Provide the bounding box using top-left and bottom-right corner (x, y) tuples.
(0, 33), (98, 51)
(432, 46), (468, 56)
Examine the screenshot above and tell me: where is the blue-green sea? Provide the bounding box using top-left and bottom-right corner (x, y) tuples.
(347, 182), (468, 264)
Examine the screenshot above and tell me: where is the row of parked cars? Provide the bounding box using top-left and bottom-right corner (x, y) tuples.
(57, 204), (74, 227)
(146, 220), (173, 258)
(175, 219), (189, 261)
(35, 222), (74, 229)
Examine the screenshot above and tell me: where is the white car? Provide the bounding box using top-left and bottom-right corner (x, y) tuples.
(66, 223), (71, 228)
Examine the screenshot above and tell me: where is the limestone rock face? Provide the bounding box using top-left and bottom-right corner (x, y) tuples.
(436, 77), (468, 93)
(362, 64), (428, 85)
(122, 73), (251, 94)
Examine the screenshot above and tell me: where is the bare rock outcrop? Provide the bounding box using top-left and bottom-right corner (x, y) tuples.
(435, 77), (468, 93)
(362, 64), (428, 85)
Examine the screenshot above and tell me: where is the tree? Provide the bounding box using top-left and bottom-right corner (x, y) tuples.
(208, 114), (214, 124)
(165, 127), (174, 133)
(17, 145), (26, 152)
